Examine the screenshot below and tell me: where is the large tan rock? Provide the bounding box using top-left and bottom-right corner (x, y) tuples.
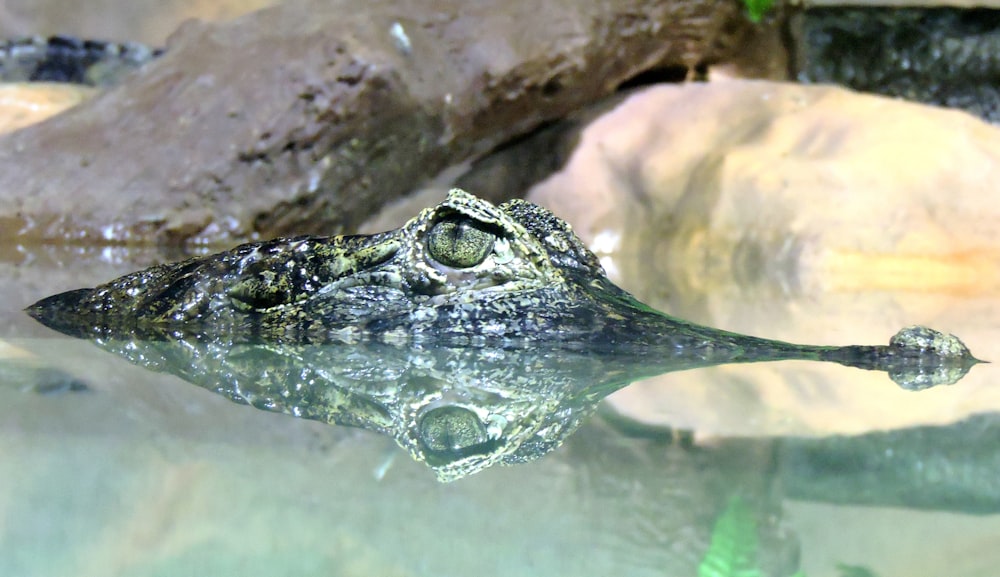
(0, 83), (94, 134)
(530, 80), (1000, 299)
(528, 80), (1000, 436)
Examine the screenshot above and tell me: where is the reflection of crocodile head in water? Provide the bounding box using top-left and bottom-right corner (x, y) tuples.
(25, 190), (982, 479)
(80, 338), (650, 482)
(32, 333), (977, 482)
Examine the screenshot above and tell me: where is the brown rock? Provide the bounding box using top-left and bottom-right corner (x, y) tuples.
(0, 0), (272, 44)
(0, 0), (755, 245)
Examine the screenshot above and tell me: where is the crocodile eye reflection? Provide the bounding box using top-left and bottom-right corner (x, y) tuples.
(426, 217), (495, 268)
(418, 405), (489, 455)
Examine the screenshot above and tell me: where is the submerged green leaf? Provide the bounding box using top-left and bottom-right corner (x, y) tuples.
(698, 496), (762, 577)
(744, 0), (775, 23)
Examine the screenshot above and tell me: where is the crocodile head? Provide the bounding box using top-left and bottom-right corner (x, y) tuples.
(28, 189), (663, 345)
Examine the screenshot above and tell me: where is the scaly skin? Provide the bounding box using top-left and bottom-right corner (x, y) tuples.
(28, 189), (980, 383)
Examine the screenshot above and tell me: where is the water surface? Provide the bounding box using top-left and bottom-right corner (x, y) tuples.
(2, 244), (998, 577)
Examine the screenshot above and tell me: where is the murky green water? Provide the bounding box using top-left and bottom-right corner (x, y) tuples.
(2, 245), (998, 577)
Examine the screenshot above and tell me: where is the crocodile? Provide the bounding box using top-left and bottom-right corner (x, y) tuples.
(24, 189), (982, 479)
(27, 189), (979, 382)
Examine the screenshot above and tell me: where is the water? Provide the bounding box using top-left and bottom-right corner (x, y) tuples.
(2, 244), (998, 577)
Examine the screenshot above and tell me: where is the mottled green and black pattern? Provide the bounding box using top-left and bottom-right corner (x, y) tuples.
(0, 35), (160, 86)
(28, 189), (980, 387)
(31, 189), (652, 346)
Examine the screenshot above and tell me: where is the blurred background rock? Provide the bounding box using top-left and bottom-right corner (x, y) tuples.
(0, 0), (273, 44)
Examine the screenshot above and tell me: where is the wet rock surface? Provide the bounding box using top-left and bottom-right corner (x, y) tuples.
(0, 0), (754, 245)
(795, 7), (1000, 123)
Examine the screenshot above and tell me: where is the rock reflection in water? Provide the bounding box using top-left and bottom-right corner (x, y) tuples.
(71, 330), (980, 481)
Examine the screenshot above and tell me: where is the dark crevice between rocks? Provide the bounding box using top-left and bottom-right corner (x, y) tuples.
(616, 64), (692, 91)
(456, 63), (704, 204)
(451, 8), (784, 207)
(454, 118), (586, 206)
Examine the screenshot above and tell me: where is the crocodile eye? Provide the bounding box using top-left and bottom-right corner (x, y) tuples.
(426, 217), (495, 268)
(418, 406), (488, 454)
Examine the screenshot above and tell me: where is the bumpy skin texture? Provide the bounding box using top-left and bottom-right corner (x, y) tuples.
(29, 189), (702, 347)
(0, 36), (159, 86)
(28, 190), (979, 379)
